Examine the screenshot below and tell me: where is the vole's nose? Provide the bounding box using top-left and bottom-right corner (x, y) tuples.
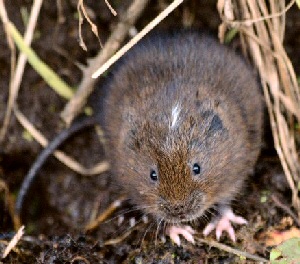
(159, 190), (205, 219)
(161, 200), (189, 218)
(172, 204), (184, 212)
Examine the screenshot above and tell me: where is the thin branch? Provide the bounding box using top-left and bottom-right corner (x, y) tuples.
(77, 0), (102, 51)
(61, 0), (150, 125)
(197, 238), (268, 262)
(0, 0), (43, 141)
(0, 0), (16, 141)
(104, 0), (117, 16)
(92, 0), (185, 79)
(271, 194), (300, 227)
(14, 105), (109, 176)
(2, 226), (25, 259)
(85, 196), (126, 232)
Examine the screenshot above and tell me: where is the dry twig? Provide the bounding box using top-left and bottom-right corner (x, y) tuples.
(0, 0), (43, 141)
(61, 0), (150, 125)
(92, 0), (185, 79)
(14, 105), (109, 176)
(77, 0), (102, 51)
(85, 196), (126, 232)
(104, 0), (117, 16)
(0, 0), (16, 141)
(2, 226), (25, 259)
(70, 256), (90, 264)
(271, 194), (300, 227)
(196, 238), (268, 262)
(103, 225), (141, 246)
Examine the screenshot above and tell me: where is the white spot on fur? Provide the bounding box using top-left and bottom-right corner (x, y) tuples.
(171, 103), (181, 128)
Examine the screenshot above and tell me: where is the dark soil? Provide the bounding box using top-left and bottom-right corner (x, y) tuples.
(0, 0), (299, 263)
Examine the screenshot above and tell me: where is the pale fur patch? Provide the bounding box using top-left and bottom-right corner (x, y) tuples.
(170, 103), (181, 128)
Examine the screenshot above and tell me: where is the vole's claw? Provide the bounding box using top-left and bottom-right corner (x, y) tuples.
(202, 222), (215, 237)
(167, 225), (196, 246)
(203, 208), (247, 242)
(215, 217), (236, 241)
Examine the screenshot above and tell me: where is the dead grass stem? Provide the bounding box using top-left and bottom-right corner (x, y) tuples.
(0, 0), (43, 141)
(218, 0), (300, 216)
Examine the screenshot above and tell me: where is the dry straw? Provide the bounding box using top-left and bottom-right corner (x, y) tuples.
(218, 0), (300, 215)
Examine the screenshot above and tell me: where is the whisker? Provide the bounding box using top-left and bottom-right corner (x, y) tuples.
(137, 221), (155, 250)
(103, 204), (157, 224)
(163, 221), (167, 240)
(154, 218), (163, 247)
(119, 216), (146, 237)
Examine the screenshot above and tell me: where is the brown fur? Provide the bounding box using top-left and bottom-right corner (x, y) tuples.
(102, 30), (263, 224)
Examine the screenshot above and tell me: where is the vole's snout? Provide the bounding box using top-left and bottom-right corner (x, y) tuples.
(158, 191), (204, 221)
(164, 203), (187, 219)
(158, 203), (187, 221)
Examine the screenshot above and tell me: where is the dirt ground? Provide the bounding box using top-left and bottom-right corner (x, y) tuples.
(0, 0), (300, 263)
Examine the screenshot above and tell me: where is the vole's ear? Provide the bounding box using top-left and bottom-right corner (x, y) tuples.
(194, 99), (228, 140)
(207, 114), (224, 135)
(194, 99), (222, 122)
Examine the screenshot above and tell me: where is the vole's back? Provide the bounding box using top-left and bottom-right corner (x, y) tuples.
(102, 30), (263, 212)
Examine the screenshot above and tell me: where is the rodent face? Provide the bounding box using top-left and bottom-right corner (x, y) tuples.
(116, 100), (245, 224)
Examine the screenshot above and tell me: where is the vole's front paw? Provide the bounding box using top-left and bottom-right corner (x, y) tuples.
(167, 225), (195, 246)
(203, 207), (247, 242)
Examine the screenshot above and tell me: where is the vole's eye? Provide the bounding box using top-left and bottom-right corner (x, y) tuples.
(150, 170), (158, 181)
(192, 163), (201, 175)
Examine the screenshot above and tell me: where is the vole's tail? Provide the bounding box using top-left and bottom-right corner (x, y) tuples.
(15, 115), (100, 220)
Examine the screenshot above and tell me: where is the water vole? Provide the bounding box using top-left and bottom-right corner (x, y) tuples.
(102, 30), (263, 243)
(16, 30), (263, 244)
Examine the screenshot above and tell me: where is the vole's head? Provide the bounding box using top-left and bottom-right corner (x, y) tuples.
(116, 99), (246, 223)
